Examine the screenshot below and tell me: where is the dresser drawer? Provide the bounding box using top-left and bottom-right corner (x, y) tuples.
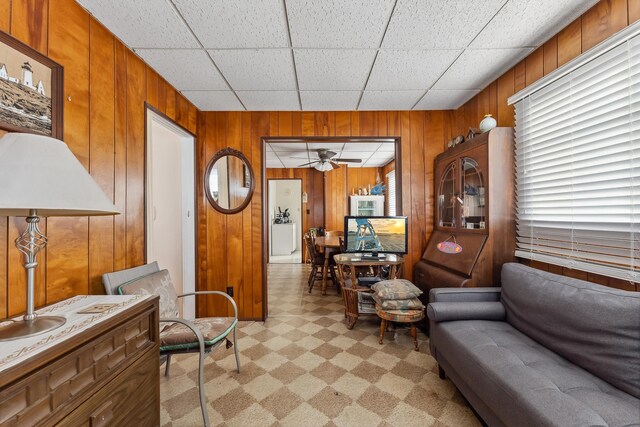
(56, 347), (159, 427)
(0, 298), (159, 426)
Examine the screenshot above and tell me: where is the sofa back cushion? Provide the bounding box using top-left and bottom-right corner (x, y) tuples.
(501, 263), (640, 399)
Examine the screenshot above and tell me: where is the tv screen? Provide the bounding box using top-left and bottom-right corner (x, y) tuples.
(343, 216), (408, 254)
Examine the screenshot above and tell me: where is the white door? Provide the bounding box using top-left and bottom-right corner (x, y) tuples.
(146, 110), (196, 319)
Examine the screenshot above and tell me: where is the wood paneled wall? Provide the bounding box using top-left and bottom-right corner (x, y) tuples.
(450, 0), (639, 291)
(346, 167), (382, 198)
(197, 111), (452, 319)
(0, 0), (198, 319)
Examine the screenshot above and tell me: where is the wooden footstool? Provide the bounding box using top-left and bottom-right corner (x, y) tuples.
(376, 305), (425, 351)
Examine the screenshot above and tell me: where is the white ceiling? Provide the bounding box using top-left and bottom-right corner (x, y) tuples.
(266, 142), (394, 168)
(75, 0), (598, 111)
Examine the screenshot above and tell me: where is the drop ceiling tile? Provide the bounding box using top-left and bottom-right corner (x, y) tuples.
(343, 143), (381, 151)
(366, 49), (461, 90)
(76, 0), (198, 48)
(471, 0), (598, 48)
(182, 91), (243, 110)
(300, 91), (361, 111)
(369, 152), (395, 160)
(286, 0), (395, 48)
(136, 49), (227, 91)
(307, 143), (345, 151)
(336, 152), (374, 159)
(282, 158), (309, 168)
(236, 91), (299, 111)
(173, 0), (289, 48)
(363, 158), (388, 167)
(295, 49), (376, 90)
(359, 91), (424, 110)
(266, 159), (285, 168)
(269, 142), (307, 152)
(377, 143), (396, 152)
(274, 153), (309, 163)
(382, 0), (507, 49)
(433, 48), (533, 90)
(209, 49), (296, 90)
(414, 89), (481, 110)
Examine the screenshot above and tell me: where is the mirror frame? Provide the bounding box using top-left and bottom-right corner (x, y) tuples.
(204, 147), (255, 214)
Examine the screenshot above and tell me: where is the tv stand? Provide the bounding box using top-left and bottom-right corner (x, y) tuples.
(361, 252), (386, 259)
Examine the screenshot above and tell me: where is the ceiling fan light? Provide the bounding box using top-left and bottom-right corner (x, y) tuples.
(314, 161), (332, 172)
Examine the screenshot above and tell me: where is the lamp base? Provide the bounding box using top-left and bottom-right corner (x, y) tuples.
(0, 316), (66, 341)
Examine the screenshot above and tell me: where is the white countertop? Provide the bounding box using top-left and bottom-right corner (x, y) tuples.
(0, 294), (152, 372)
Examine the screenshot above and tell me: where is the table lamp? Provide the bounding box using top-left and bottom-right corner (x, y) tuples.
(0, 133), (119, 340)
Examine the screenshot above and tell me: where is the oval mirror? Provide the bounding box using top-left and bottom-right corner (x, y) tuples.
(205, 147), (254, 214)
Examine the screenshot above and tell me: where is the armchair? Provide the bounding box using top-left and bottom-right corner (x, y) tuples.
(102, 262), (240, 427)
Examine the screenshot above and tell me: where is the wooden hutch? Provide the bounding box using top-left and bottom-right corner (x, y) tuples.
(414, 127), (516, 327)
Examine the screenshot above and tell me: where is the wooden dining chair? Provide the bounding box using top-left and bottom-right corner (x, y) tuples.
(305, 233), (325, 293)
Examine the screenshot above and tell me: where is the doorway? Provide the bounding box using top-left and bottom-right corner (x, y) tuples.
(145, 106), (196, 319)
(268, 179), (303, 263)
(262, 137), (402, 319)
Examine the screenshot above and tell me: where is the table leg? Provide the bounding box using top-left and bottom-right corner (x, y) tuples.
(321, 251), (330, 296)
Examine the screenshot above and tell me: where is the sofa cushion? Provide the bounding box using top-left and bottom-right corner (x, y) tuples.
(434, 320), (640, 427)
(501, 263), (640, 399)
(371, 294), (424, 310)
(371, 279), (422, 300)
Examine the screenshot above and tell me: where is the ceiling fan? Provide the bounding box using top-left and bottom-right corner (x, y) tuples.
(296, 149), (362, 171)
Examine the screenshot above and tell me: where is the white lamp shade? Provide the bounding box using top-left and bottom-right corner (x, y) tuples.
(0, 133), (119, 217)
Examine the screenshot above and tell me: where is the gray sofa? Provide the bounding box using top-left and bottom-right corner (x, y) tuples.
(427, 263), (640, 427)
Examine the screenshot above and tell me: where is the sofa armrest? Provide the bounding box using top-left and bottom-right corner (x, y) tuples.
(429, 287), (501, 303)
(427, 301), (506, 323)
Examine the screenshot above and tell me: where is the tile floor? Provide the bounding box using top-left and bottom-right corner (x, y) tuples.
(159, 263), (481, 426)
(269, 250), (303, 264)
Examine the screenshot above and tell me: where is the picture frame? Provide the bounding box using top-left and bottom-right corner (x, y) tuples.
(0, 30), (63, 139)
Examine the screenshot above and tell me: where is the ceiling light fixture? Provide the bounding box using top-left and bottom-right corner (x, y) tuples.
(314, 161), (332, 172)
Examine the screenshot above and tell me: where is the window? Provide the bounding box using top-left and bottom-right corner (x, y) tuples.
(386, 170), (396, 216)
(510, 24), (640, 282)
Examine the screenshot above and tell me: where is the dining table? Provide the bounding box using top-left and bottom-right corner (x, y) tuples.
(314, 235), (342, 295)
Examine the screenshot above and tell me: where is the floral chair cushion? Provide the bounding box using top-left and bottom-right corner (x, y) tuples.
(371, 279), (423, 300)
(160, 317), (237, 351)
(117, 269), (180, 327)
(372, 294), (424, 310)
(375, 306), (425, 323)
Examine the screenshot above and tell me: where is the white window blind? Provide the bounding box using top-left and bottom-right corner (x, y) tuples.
(386, 170), (396, 216)
(511, 28), (640, 282)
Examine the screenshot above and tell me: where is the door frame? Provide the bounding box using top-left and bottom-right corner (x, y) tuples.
(267, 178), (304, 263)
(260, 136), (403, 320)
(144, 103), (197, 319)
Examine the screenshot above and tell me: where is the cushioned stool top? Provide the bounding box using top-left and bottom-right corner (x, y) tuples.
(375, 305), (424, 322)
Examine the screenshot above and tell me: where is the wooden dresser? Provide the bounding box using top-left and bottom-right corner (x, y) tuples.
(0, 295), (160, 426)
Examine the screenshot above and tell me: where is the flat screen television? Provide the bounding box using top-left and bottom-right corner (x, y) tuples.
(343, 216), (408, 256)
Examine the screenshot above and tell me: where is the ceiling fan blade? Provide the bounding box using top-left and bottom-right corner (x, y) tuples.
(298, 161), (318, 167)
(334, 158), (362, 163)
(290, 156), (314, 159)
(330, 161), (341, 169)
(317, 149), (337, 159)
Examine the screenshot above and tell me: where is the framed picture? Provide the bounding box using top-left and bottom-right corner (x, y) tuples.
(242, 163), (250, 188)
(0, 30), (63, 139)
